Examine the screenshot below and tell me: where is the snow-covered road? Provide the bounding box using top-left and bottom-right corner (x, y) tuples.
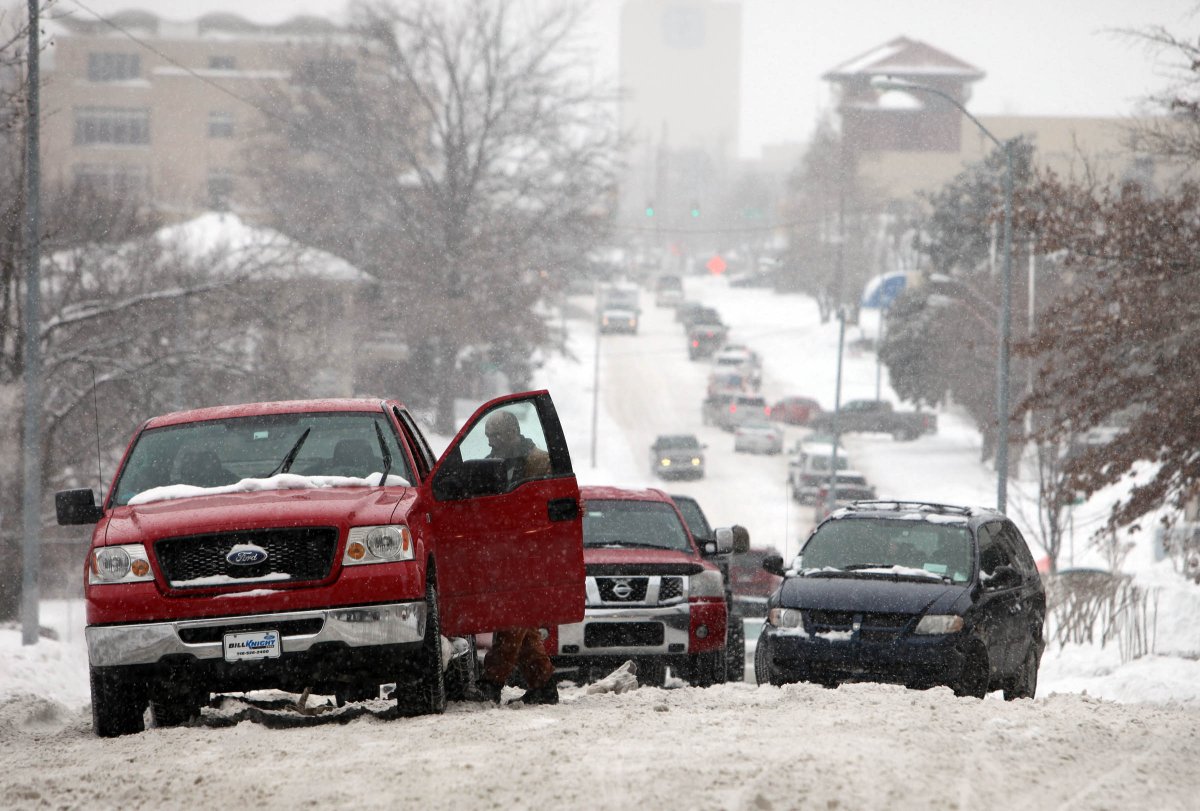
(4, 680), (1199, 810)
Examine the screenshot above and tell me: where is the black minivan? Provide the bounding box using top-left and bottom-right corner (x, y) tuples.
(755, 501), (1045, 699)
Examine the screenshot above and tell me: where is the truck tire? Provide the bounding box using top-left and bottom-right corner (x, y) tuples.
(687, 649), (725, 688)
(396, 577), (447, 717)
(725, 619), (746, 682)
(90, 665), (146, 738)
(444, 635), (479, 702)
(150, 692), (205, 727)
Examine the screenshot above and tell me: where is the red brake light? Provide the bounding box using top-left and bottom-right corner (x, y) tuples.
(692, 340), (699, 348)
(729, 404), (737, 413)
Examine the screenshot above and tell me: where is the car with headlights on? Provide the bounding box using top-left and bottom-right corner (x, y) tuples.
(755, 500), (1045, 700)
(649, 433), (705, 480)
(733, 419), (784, 454)
(56, 391), (585, 736)
(549, 486), (732, 688)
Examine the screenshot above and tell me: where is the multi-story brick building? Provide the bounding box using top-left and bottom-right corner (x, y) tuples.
(42, 9), (355, 218)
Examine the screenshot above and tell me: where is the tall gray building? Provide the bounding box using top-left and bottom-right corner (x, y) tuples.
(618, 0), (741, 233)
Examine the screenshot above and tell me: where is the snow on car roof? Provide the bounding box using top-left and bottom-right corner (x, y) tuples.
(127, 472), (413, 505)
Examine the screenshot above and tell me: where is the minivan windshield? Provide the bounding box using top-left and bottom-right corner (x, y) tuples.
(799, 518), (974, 583)
(112, 412), (412, 506)
(583, 499), (693, 552)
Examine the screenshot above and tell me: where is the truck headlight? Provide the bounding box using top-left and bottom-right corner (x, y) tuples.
(89, 544), (154, 585)
(914, 614), (964, 635)
(344, 525), (414, 566)
(688, 569), (724, 599)
(768, 607), (804, 628)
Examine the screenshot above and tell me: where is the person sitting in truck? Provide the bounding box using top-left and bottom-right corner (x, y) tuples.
(474, 409), (559, 705)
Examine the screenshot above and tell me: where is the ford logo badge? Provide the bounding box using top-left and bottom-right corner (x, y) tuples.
(226, 545), (269, 566)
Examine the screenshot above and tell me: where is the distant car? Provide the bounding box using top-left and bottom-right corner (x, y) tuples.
(733, 419), (784, 454)
(787, 440), (850, 503)
(712, 346), (762, 388)
(812, 472), (878, 514)
(707, 369), (754, 397)
(771, 396), (822, 426)
(755, 500), (1046, 700)
(599, 307), (638, 334)
(688, 324), (727, 360)
(654, 274), (684, 307)
(807, 399), (937, 441)
(682, 305), (723, 332)
(649, 434), (705, 480)
(705, 392), (770, 432)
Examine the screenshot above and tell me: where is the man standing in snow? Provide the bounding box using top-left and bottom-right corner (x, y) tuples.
(474, 409), (559, 705)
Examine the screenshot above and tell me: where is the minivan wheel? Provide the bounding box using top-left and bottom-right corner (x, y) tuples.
(754, 635), (786, 686)
(1004, 644), (1040, 701)
(952, 648), (990, 699)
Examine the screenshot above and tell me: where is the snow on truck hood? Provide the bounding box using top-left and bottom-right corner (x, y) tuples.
(127, 472), (410, 505)
(105, 477), (415, 544)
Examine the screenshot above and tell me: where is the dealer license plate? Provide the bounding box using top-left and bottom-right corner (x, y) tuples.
(223, 629), (281, 662)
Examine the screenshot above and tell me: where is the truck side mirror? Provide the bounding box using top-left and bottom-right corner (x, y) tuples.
(56, 488), (103, 525)
(712, 526), (735, 555)
(731, 525), (750, 554)
(762, 554), (786, 577)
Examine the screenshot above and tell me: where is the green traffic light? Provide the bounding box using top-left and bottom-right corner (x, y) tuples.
(645, 206), (655, 217)
(690, 208), (700, 218)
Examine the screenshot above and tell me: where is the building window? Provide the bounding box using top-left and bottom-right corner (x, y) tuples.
(208, 111), (235, 138)
(207, 171), (235, 211)
(209, 55), (236, 71)
(87, 52), (141, 81)
(72, 163), (149, 198)
(73, 107), (150, 146)
(297, 58), (356, 93)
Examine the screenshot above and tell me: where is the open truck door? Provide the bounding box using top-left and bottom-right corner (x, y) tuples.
(426, 390), (584, 636)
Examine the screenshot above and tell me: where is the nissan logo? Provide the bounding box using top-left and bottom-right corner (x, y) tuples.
(226, 545), (269, 566)
(611, 579), (633, 599)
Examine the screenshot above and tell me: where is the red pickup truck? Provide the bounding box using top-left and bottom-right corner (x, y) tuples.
(56, 391), (584, 736)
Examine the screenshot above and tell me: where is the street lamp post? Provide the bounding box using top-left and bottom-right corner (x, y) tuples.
(872, 76), (1014, 513)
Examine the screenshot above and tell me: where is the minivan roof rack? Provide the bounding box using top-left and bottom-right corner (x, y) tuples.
(843, 500), (976, 516)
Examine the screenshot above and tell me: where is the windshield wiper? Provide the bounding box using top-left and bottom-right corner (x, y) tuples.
(374, 421), (392, 487)
(842, 563), (892, 571)
(266, 428), (311, 477)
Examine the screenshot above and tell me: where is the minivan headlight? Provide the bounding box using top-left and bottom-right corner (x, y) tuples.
(914, 614), (964, 635)
(768, 607), (803, 628)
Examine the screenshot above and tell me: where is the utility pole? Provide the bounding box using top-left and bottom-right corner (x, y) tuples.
(21, 0), (43, 646)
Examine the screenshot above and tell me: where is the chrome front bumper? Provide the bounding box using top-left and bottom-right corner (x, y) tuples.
(556, 603), (693, 657)
(86, 602), (426, 667)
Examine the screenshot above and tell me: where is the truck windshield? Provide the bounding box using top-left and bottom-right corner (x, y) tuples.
(112, 412), (412, 506)
(799, 518), (974, 583)
(583, 499), (693, 552)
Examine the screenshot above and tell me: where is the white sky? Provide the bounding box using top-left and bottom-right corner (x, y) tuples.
(57, 0), (1196, 157)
